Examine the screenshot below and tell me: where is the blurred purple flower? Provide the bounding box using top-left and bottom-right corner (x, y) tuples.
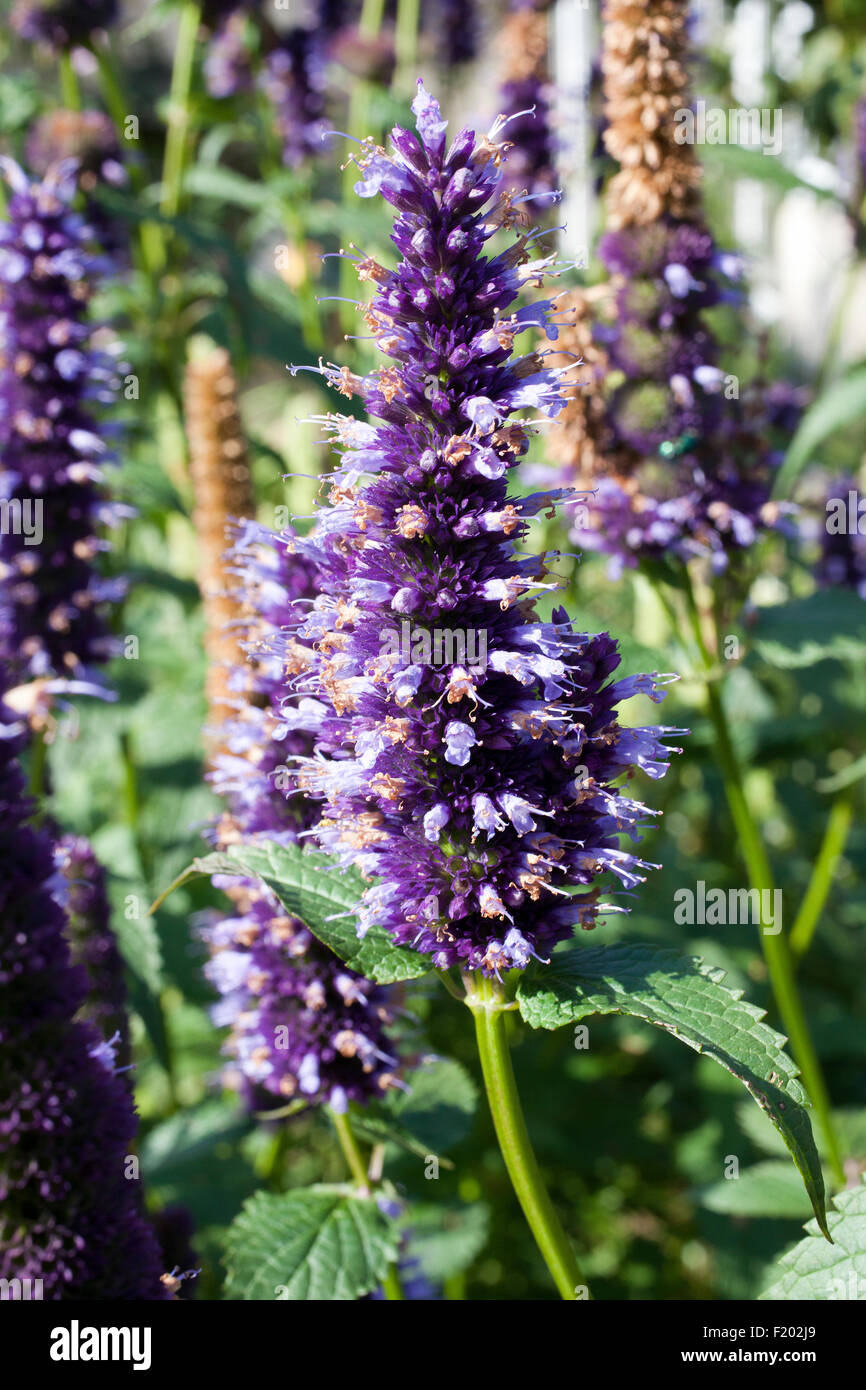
(0, 160), (124, 684)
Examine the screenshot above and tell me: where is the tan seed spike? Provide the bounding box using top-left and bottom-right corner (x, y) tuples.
(185, 346), (255, 766)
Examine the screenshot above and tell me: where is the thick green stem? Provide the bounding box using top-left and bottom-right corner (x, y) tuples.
(684, 580), (845, 1183)
(466, 972), (589, 1300)
(789, 792), (855, 960)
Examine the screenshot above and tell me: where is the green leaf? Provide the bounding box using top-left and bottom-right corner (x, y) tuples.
(352, 1058), (478, 1162)
(750, 591), (866, 670)
(760, 1179), (866, 1299)
(702, 142), (842, 205)
(773, 365), (866, 496)
(193, 841), (434, 984)
(517, 941), (828, 1237)
(224, 1186), (400, 1301)
(696, 1160), (814, 1220)
(407, 1201), (491, 1282)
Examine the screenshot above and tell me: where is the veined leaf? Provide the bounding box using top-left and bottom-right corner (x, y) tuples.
(517, 941), (828, 1237)
(193, 840), (434, 984)
(224, 1186), (399, 1301)
(761, 1179), (866, 1300)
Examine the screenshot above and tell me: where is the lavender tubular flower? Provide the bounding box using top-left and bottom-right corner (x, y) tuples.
(284, 83), (679, 976)
(0, 160), (123, 684)
(0, 689), (167, 1299)
(202, 522), (400, 1112)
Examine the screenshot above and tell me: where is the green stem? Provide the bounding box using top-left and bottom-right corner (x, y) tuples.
(684, 580), (845, 1184)
(393, 0), (421, 95)
(466, 972), (589, 1300)
(159, 2), (202, 224)
(331, 1107), (371, 1189)
(59, 51), (81, 110)
(28, 727), (47, 803)
(381, 1263), (405, 1300)
(789, 792), (855, 960)
(331, 1108), (405, 1299)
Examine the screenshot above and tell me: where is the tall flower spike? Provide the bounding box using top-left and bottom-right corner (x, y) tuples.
(201, 521), (401, 1113)
(185, 346), (255, 764)
(284, 83), (680, 976)
(0, 160), (125, 686)
(549, 0), (793, 576)
(53, 833), (131, 1073)
(496, 0), (557, 202)
(0, 685), (167, 1298)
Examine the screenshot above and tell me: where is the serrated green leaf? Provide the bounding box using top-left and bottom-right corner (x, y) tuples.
(194, 840), (434, 984)
(517, 941), (828, 1237)
(760, 1179), (866, 1299)
(773, 365), (866, 497)
(224, 1186), (400, 1301)
(696, 1161), (814, 1219)
(750, 591), (866, 670)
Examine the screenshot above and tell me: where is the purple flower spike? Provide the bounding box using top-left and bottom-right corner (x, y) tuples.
(202, 522), (400, 1110)
(282, 84), (680, 976)
(0, 684), (167, 1299)
(0, 160), (123, 684)
(53, 834), (131, 1073)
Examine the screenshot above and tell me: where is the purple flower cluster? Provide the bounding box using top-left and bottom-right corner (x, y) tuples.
(204, 10), (253, 100)
(203, 520), (400, 1113)
(433, 0), (479, 69)
(565, 222), (793, 575)
(54, 833), (131, 1073)
(283, 84), (679, 976)
(497, 0), (557, 201)
(26, 109), (130, 261)
(0, 160), (124, 685)
(0, 689), (166, 1299)
(815, 478), (866, 599)
(261, 28), (329, 168)
(12, 0), (117, 49)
